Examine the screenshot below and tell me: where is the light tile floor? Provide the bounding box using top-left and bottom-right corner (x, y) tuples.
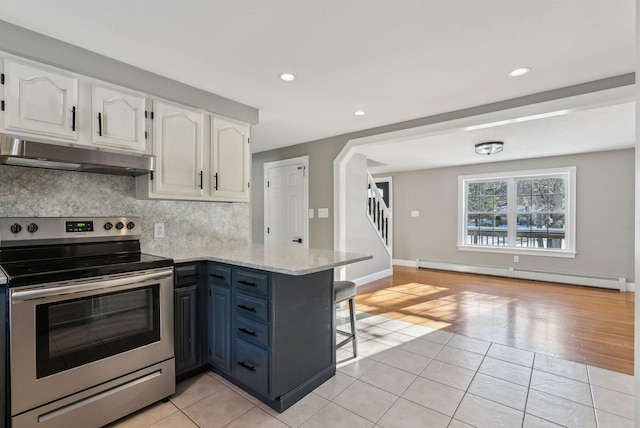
(107, 309), (635, 428)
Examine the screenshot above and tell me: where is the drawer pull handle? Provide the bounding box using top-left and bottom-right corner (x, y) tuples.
(238, 280), (258, 287)
(237, 304), (256, 312)
(210, 273), (225, 280)
(237, 361), (256, 371)
(238, 327), (257, 336)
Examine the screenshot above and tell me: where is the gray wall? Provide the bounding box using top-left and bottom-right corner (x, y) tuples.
(344, 153), (392, 279)
(0, 166), (250, 254)
(387, 149), (635, 281)
(252, 136), (346, 250)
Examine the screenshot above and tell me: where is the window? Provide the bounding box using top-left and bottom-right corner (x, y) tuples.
(458, 167), (576, 257)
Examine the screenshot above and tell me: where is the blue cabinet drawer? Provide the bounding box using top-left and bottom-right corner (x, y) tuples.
(235, 339), (269, 396)
(209, 265), (232, 286)
(235, 315), (269, 348)
(235, 293), (269, 322)
(235, 269), (269, 296)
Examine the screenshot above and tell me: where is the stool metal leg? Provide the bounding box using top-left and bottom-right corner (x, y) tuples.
(348, 297), (357, 358)
(336, 296), (358, 359)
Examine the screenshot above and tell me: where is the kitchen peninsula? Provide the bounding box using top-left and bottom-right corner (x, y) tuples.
(157, 243), (371, 412)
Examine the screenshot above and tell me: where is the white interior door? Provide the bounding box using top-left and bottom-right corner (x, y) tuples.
(264, 156), (308, 247)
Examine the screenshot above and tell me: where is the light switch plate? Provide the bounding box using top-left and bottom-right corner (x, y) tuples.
(318, 208), (329, 218)
(411, 211), (420, 217)
(308, 209), (315, 219)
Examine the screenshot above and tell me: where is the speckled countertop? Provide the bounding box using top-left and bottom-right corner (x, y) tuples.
(151, 243), (372, 276)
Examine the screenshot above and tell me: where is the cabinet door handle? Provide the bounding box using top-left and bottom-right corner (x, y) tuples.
(210, 273), (225, 280)
(292, 238), (303, 243)
(214, 173), (219, 190)
(71, 106), (76, 131)
(238, 280), (258, 287)
(237, 304), (256, 313)
(237, 361), (256, 371)
(199, 171), (203, 189)
(97, 112), (103, 136)
(238, 327), (257, 336)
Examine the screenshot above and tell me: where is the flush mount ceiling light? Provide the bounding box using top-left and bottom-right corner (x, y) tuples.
(475, 141), (504, 155)
(279, 72), (296, 82)
(508, 67), (530, 77)
(354, 110), (366, 116)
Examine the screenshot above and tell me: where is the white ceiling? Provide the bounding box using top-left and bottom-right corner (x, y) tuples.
(0, 1), (635, 171)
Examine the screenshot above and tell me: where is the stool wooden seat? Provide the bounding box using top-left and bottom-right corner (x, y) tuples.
(334, 280), (357, 358)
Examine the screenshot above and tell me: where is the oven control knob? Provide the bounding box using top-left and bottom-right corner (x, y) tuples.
(27, 223), (38, 233)
(10, 223), (22, 234)
(115, 222), (125, 230)
(104, 222), (113, 230)
(126, 221), (135, 230)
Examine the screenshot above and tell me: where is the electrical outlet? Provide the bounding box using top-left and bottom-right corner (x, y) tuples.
(514, 255), (519, 263)
(154, 223), (165, 238)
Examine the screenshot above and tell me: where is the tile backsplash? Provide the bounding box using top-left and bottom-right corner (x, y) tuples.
(0, 165), (250, 253)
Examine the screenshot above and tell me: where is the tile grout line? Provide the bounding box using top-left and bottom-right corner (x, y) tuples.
(520, 352), (536, 428)
(586, 366), (601, 428)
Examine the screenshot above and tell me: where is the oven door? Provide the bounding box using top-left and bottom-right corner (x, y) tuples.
(9, 267), (174, 417)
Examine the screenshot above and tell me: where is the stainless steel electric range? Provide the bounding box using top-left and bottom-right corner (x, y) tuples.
(0, 216), (175, 428)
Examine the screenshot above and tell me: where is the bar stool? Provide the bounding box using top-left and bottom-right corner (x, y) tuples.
(334, 280), (357, 358)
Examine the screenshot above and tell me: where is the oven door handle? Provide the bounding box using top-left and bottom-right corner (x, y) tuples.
(11, 270), (172, 302)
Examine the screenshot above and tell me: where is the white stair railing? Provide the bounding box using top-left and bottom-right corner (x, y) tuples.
(367, 172), (392, 255)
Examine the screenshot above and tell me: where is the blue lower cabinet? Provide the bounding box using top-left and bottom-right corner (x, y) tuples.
(174, 285), (200, 376)
(234, 339), (269, 396)
(174, 263), (207, 380)
(208, 283), (231, 373)
(235, 315), (269, 348)
(235, 292), (269, 322)
(207, 262), (335, 412)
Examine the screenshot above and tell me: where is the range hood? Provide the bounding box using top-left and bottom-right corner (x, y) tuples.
(0, 134), (155, 176)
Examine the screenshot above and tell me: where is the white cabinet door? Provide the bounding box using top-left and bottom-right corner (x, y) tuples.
(210, 116), (250, 202)
(151, 100), (204, 197)
(92, 85), (147, 152)
(3, 59), (78, 140)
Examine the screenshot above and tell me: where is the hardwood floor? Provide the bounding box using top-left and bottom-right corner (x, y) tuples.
(356, 266), (635, 375)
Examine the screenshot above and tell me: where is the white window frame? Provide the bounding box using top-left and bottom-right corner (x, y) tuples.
(458, 166), (576, 258)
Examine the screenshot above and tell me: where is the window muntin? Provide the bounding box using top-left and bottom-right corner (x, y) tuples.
(459, 167), (575, 257)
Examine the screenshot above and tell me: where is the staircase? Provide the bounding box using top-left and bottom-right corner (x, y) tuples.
(367, 172), (392, 256)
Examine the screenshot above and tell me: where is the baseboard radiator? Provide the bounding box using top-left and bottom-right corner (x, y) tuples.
(415, 259), (628, 292)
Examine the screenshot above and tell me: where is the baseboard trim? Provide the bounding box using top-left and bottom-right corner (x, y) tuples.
(393, 259), (632, 292)
(352, 268), (393, 286)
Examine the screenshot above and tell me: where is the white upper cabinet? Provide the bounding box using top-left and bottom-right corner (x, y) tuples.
(3, 58), (78, 140)
(147, 100), (204, 198)
(92, 85), (147, 152)
(0, 53), (251, 202)
(210, 116), (250, 202)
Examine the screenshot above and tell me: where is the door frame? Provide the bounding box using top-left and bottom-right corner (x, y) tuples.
(263, 156), (309, 248)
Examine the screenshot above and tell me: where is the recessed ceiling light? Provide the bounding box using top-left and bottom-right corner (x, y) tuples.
(354, 110), (366, 116)
(508, 67), (530, 77)
(280, 73), (296, 82)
